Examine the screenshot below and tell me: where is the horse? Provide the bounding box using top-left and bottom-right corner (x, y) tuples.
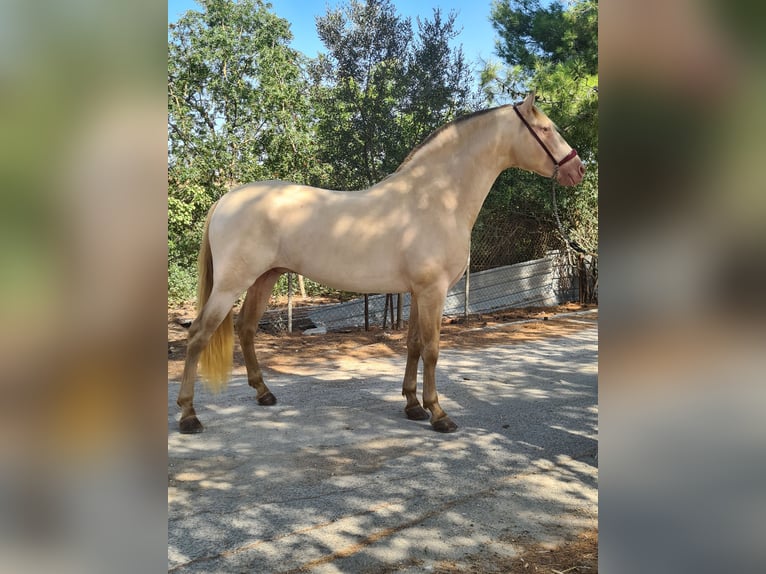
(176, 92), (585, 434)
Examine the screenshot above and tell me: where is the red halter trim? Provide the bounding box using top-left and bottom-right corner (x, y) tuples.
(513, 104), (578, 175)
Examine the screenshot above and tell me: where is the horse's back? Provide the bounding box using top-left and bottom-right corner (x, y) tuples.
(207, 178), (468, 294)
(207, 181), (414, 292)
(218, 180), (320, 212)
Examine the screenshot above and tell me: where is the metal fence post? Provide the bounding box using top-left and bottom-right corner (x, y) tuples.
(287, 272), (293, 333)
(464, 240), (471, 319)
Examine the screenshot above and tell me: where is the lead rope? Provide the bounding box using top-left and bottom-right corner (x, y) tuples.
(550, 176), (588, 256)
(550, 176), (598, 303)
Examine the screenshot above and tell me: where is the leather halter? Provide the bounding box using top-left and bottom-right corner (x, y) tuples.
(513, 104), (578, 178)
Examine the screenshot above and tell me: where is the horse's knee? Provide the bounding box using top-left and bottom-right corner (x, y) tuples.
(405, 331), (420, 353)
(421, 342), (439, 365)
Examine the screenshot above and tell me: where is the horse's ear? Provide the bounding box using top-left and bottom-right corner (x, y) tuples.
(521, 91), (536, 110)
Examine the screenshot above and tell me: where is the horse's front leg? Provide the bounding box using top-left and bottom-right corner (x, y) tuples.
(401, 295), (429, 421)
(415, 285), (458, 433)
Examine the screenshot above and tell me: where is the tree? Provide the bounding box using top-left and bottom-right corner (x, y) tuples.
(311, 0), (411, 189)
(168, 0), (316, 286)
(492, 0), (597, 76)
(311, 0), (475, 190)
(403, 9), (476, 147)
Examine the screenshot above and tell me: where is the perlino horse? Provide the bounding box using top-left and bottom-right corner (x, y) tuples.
(177, 92), (585, 434)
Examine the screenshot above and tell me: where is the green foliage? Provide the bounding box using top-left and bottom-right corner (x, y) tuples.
(491, 0), (597, 77)
(167, 180), (211, 270)
(168, 262), (198, 304)
(168, 0), (317, 273)
(403, 10), (477, 143)
(311, 0), (476, 189)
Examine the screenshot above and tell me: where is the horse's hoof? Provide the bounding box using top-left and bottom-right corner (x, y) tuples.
(179, 416), (204, 434)
(257, 391), (277, 406)
(432, 416), (458, 433)
(405, 405), (430, 421)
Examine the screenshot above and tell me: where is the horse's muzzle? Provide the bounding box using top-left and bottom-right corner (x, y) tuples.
(556, 156), (586, 186)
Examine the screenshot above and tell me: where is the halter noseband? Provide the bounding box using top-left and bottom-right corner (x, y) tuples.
(513, 104), (578, 179)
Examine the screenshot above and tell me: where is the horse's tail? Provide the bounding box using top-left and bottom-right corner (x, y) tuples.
(197, 200), (233, 393)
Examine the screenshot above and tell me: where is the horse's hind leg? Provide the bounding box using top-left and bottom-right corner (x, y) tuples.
(237, 270), (281, 405)
(402, 294), (429, 421)
(177, 288), (239, 433)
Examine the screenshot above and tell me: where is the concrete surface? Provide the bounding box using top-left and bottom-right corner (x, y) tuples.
(168, 317), (597, 573)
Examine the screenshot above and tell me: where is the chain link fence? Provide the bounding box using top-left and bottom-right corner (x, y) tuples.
(260, 219), (597, 334)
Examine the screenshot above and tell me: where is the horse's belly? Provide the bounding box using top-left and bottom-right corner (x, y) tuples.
(294, 257), (410, 294)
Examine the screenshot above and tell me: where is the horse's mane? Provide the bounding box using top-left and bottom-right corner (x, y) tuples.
(394, 105), (510, 173)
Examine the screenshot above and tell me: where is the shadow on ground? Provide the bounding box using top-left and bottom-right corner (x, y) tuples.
(168, 318), (597, 573)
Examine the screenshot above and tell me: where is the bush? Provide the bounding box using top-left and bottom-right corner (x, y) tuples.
(168, 263), (197, 305)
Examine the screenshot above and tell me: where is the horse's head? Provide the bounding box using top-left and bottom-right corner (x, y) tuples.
(513, 92), (585, 187)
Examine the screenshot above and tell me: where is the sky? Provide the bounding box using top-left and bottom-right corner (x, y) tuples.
(167, 0), (502, 70)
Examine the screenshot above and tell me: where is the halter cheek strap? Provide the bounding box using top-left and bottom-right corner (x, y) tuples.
(513, 104), (578, 177)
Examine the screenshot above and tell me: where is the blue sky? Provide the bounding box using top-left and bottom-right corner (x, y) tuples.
(167, 0), (502, 69)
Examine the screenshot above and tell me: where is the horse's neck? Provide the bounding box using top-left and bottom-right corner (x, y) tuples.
(397, 110), (512, 229)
